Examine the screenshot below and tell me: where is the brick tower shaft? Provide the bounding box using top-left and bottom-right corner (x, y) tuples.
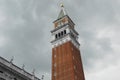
(51, 4), (85, 80)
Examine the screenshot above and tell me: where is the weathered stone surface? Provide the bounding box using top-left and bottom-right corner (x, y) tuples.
(0, 56), (40, 80)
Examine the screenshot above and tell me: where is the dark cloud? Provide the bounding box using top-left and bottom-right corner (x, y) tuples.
(0, 0), (120, 80)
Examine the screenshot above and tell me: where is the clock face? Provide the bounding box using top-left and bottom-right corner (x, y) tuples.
(60, 21), (64, 26)
(57, 21), (62, 27)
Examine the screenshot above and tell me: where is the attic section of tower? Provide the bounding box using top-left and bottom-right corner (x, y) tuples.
(53, 5), (75, 29)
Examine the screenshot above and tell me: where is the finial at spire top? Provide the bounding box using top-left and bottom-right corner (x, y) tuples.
(60, 3), (64, 7)
(10, 56), (14, 63)
(57, 3), (67, 19)
(22, 64), (25, 70)
(32, 69), (35, 75)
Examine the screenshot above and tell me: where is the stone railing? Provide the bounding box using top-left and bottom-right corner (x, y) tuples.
(0, 56), (40, 80)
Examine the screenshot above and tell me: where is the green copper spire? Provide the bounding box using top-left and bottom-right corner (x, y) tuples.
(57, 3), (67, 19)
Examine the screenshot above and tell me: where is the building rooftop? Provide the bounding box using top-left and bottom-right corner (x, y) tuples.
(0, 56), (40, 80)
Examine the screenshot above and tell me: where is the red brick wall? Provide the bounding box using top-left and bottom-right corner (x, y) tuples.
(52, 41), (85, 80)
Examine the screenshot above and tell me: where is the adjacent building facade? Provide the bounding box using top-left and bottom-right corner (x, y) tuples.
(0, 56), (40, 80)
(51, 4), (85, 80)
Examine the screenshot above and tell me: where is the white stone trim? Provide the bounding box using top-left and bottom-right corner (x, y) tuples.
(66, 28), (70, 33)
(51, 34), (80, 49)
(51, 25), (69, 35)
(70, 28), (78, 38)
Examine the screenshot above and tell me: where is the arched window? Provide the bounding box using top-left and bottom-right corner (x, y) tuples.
(58, 33), (60, 37)
(61, 31), (63, 36)
(55, 34), (58, 39)
(64, 30), (66, 34)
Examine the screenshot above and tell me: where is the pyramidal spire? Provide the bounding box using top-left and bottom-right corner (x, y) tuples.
(57, 3), (67, 19)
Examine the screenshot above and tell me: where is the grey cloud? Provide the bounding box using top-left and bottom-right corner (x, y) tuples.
(0, 0), (120, 80)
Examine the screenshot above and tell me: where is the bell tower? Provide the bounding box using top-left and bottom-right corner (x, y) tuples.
(51, 4), (85, 80)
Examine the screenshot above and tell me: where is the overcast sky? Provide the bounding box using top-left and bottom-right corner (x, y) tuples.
(0, 0), (120, 80)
